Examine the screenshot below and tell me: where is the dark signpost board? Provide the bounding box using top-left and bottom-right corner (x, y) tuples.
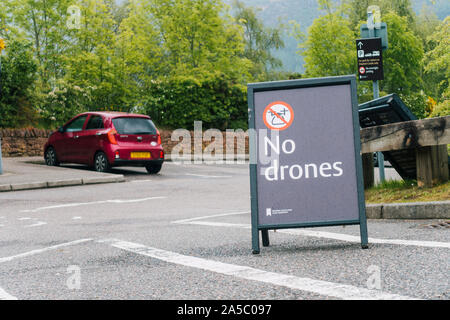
(356, 38), (384, 81)
(248, 75), (368, 254)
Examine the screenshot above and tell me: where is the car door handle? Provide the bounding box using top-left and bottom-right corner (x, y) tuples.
(96, 132), (103, 136)
(74, 135), (79, 139)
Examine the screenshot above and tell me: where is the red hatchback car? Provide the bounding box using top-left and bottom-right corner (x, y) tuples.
(44, 112), (164, 174)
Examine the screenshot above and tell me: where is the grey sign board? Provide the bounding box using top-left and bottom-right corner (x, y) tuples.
(248, 76), (368, 254)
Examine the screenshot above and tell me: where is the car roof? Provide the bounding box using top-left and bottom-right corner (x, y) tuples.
(80, 112), (150, 119)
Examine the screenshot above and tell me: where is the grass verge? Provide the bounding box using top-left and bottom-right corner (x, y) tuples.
(365, 180), (450, 204)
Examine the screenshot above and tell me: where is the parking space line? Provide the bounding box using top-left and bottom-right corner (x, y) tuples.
(0, 239), (93, 263)
(98, 238), (417, 300)
(20, 196), (167, 213)
(185, 173), (232, 178)
(174, 218), (450, 249)
(23, 221), (47, 228)
(171, 211), (249, 224)
(0, 287), (17, 300)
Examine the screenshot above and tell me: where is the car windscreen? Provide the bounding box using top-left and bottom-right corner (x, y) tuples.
(112, 117), (157, 135)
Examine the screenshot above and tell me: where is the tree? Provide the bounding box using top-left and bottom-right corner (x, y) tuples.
(4, 0), (73, 83)
(345, 0), (416, 30)
(297, 0), (356, 78)
(0, 40), (38, 128)
(150, 0), (250, 81)
(381, 12), (424, 95)
(232, 0), (284, 81)
(424, 16), (450, 116)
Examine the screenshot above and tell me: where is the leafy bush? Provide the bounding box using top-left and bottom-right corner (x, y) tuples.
(142, 75), (248, 130)
(0, 40), (38, 128)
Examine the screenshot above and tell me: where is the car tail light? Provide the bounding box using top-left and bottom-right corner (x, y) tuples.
(160, 150), (164, 159)
(156, 130), (162, 145)
(107, 129), (118, 145)
(115, 151), (120, 159)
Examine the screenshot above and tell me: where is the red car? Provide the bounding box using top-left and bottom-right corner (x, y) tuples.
(44, 112), (164, 174)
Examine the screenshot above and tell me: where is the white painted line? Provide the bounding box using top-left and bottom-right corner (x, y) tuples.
(24, 221), (47, 228)
(0, 287), (17, 300)
(185, 173), (232, 178)
(20, 196), (167, 213)
(278, 229), (450, 249)
(72, 216), (82, 220)
(171, 211), (249, 224)
(0, 239), (93, 263)
(99, 239), (418, 300)
(177, 220), (450, 249)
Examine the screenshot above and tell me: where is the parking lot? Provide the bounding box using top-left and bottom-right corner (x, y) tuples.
(0, 162), (448, 300)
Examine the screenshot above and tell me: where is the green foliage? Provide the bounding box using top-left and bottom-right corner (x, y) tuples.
(423, 16), (449, 104)
(0, 39), (38, 128)
(151, 0), (251, 81)
(298, 1), (356, 77)
(142, 76), (247, 130)
(233, 0), (285, 81)
(381, 12), (424, 96)
(398, 92), (428, 118)
(36, 81), (94, 129)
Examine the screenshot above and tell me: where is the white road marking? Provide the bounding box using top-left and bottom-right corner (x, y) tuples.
(171, 211), (250, 224)
(99, 239), (418, 300)
(185, 173), (232, 178)
(0, 239), (93, 263)
(175, 218), (450, 249)
(278, 229), (450, 249)
(20, 196), (167, 213)
(72, 216), (82, 220)
(24, 221), (47, 228)
(0, 287), (17, 300)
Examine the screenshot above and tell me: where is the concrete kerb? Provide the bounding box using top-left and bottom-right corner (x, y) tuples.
(366, 201), (450, 219)
(0, 175), (125, 192)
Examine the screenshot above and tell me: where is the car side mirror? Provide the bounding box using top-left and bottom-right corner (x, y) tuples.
(58, 126), (65, 133)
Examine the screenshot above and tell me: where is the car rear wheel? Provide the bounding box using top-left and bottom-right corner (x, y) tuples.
(94, 152), (111, 173)
(145, 164), (162, 174)
(45, 147), (59, 166)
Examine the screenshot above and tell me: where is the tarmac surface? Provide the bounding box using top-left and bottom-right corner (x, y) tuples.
(0, 160), (448, 300)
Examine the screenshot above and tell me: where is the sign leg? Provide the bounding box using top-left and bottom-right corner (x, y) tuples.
(261, 229), (270, 247)
(360, 219), (369, 249)
(252, 225), (260, 254)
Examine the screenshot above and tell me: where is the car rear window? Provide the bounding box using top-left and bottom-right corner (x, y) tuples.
(112, 117), (157, 135)
(86, 115), (104, 130)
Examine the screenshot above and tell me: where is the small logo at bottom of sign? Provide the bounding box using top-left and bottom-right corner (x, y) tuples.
(266, 208), (292, 216)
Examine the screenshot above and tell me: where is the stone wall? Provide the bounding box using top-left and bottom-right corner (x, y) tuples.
(0, 129), (53, 157)
(0, 128), (249, 157)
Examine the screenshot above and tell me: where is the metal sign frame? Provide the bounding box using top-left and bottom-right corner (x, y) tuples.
(248, 75), (368, 254)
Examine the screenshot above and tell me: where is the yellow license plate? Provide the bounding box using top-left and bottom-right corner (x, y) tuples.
(130, 152), (151, 159)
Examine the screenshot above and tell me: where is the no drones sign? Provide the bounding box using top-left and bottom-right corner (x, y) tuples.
(247, 76), (368, 254)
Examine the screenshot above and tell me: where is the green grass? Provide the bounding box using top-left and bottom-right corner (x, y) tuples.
(365, 179), (450, 204)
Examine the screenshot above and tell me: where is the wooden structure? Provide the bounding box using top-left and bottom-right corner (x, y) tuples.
(360, 115), (450, 188)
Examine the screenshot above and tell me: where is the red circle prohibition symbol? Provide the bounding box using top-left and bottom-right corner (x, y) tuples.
(359, 66), (366, 74)
(263, 101), (294, 131)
